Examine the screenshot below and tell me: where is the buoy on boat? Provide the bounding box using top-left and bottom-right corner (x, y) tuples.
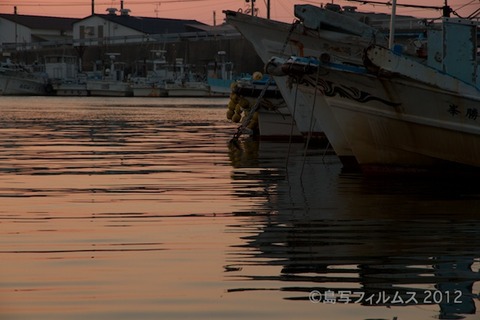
(247, 112), (258, 130)
(232, 112), (241, 123)
(238, 98), (250, 109)
(225, 79), (258, 133)
(252, 71), (263, 80)
(235, 104), (243, 114)
(227, 100), (236, 110)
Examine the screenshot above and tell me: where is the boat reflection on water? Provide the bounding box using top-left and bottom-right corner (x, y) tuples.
(226, 139), (480, 320)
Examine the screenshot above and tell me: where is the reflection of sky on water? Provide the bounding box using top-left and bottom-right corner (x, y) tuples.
(227, 139), (480, 320)
(1, 97), (479, 320)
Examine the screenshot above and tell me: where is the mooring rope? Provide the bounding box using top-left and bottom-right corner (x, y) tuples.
(285, 78), (299, 174)
(301, 58), (321, 178)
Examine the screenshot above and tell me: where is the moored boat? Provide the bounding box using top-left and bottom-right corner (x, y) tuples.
(86, 53), (133, 97)
(130, 50), (169, 97)
(44, 55), (89, 96)
(0, 59), (48, 96)
(224, 9), (352, 166)
(226, 73), (302, 140)
(207, 51), (236, 97)
(271, 4), (480, 173)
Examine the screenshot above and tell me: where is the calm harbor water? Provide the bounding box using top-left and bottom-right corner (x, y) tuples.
(1, 96), (479, 320)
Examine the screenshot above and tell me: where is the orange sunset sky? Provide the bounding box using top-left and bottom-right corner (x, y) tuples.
(0, 0), (478, 24)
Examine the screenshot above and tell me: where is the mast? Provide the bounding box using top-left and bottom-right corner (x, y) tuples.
(245, 0), (256, 16)
(388, 0), (397, 49)
(14, 6), (17, 48)
(267, 0), (270, 19)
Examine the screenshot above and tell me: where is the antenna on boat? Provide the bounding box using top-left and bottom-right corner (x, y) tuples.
(346, 0), (453, 17)
(245, 0), (255, 16)
(442, 0), (452, 17)
(388, 0), (397, 49)
(346, 0), (456, 47)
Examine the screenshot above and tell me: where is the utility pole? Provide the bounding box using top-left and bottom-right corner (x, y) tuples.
(14, 6), (17, 48)
(388, 0), (397, 49)
(245, 0), (255, 16)
(155, 3), (160, 18)
(267, 0), (270, 19)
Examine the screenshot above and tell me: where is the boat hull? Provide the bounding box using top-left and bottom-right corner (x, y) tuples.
(225, 11), (353, 163)
(87, 81), (133, 97)
(53, 83), (89, 96)
(164, 83), (210, 97)
(257, 107), (302, 140)
(305, 63), (480, 171)
(0, 76), (46, 96)
(238, 91), (303, 140)
(207, 78), (234, 96)
(132, 86), (168, 97)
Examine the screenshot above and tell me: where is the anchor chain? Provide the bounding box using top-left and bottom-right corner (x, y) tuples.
(280, 20), (300, 57)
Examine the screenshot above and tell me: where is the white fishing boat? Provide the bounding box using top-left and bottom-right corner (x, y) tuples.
(44, 55), (89, 96)
(131, 50), (169, 97)
(162, 58), (210, 97)
(0, 59), (47, 96)
(272, 4), (480, 173)
(226, 5), (436, 167)
(225, 9), (354, 166)
(86, 53), (133, 97)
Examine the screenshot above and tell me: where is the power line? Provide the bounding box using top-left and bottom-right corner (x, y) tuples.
(0, 0), (215, 7)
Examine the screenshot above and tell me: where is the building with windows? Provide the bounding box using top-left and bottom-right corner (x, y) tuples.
(73, 8), (208, 46)
(0, 13), (77, 49)
(0, 9), (262, 75)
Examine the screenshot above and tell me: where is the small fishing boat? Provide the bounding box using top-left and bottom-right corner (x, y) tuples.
(207, 51), (236, 97)
(162, 58), (210, 97)
(131, 50), (169, 97)
(0, 59), (48, 96)
(44, 55), (89, 96)
(226, 73), (302, 140)
(86, 53), (133, 97)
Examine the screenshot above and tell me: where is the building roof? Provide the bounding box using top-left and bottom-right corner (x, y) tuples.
(0, 13), (207, 34)
(85, 13), (208, 34)
(0, 14), (78, 31)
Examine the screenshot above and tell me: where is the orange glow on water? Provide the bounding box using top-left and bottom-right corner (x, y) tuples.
(2, 97), (480, 319)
